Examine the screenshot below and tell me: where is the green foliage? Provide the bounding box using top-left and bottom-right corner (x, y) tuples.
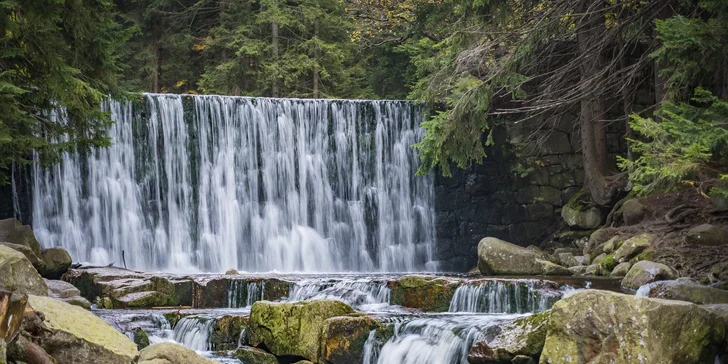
(0, 0), (125, 183)
(618, 88), (728, 195)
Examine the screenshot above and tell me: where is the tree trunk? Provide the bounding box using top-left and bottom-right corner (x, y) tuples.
(151, 39), (160, 93)
(577, 0), (610, 205)
(653, 0), (673, 103)
(271, 21), (279, 97)
(313, 17), (320, 98)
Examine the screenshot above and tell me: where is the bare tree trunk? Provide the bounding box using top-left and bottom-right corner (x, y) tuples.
(271, 21), (279, 97)
(578, 0), (610, 205)
(313, 17), (320, 98)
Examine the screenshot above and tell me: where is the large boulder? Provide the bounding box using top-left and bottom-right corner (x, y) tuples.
(613, 233), (654, 263)
(389, 275), (457, 312)
(685, 224), (728, 246)
(137, 342), (216, 364)
(561, 205), (602, 230)
(0, 246), (48, 296)
(622, 260), (678, 290)
(233, 346), (278, 364)
(0, 242), (46, 274)
(478, 238), (571, 276)
(621, 199), (647, 225)
(540, 290), (726, 364)
(638, 279), (728, 305)
(610, 262), (631, 278)
(44, 279), (91, 309)
(0, 289), (27, 344)
(248, 300), (355, 362)
(320, 316), (379, 364)
(0, 219), (41, 257)
(469, 310), (550, 363)
(27, 295), (138, 364)
(583, 228), (616, 256)
(40, 247), (72, 279)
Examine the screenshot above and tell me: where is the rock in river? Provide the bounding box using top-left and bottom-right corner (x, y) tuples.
(138, 342), (216, 364)
(469, 310), (550, 363)
(637, 279), (728, 305)
(621, 260), (678, 290)
(0, 246), (48, 296)
(478, 237), (571, 276)
(540, 290), (725, 364)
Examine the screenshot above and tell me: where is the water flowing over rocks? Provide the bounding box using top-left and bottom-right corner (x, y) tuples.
(468, 310), (550, 363)
(540, 290), (726, 364)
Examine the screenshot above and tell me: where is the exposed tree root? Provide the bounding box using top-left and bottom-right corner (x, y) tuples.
(665, 204), (700, 224)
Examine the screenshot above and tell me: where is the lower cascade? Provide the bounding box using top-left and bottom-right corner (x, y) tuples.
(23, 94), (437, 273)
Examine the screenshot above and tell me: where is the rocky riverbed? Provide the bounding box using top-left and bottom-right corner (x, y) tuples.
(2, 216), (728, 364)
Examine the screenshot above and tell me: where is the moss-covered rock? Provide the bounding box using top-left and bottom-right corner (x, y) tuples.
(320, 315), (379, 364)
(686, 224), (728, 246)
(622, 260), (678, 290)
(562, 204), (602, 230)
(138, 342), (216, 364)
(598, 254), (617, 274)
(540, 290), (725, 364)
(133, 327), (150, 350)
(469, 311), (550, 363)
(389, 275), (458, 311)
(0, 242), (45, 274)
(583, 264), (601, 276)
(610, 262), (631, 278)
(584, 228), (616, 256)
(233, 346), (278, 364)
(621, 199), (647, 225)
(248, 300), (354, 362)
(478, 238), (570, 276)
(211, 315), (249, 350)
(613, 233), (654, 263)
(0, 246), (48, 296)
(0, 219), (41, 257)
(28, 295), (138, 364)
(639, 280), (728, 305)
(602, 236), (624, 254)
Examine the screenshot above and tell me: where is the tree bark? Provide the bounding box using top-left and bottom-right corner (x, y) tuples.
(577, 0), (610, 205)
(271, 21), (279, 97)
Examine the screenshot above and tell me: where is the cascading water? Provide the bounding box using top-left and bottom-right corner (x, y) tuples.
(227, 280), (264, 308)
(288, 278), (391, 309)
(448, 279), (561, 313)
(25, 94), (437, 273)
(173, 316), (214, 351)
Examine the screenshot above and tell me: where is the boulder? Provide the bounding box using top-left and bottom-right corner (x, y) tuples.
(583, 228), (615, 256)
(553, 248), (581, 256)
(685, 224), (728, 246)
(233, 346), (278, 364)
(45, 279), (91, 309)
(0, 289), (27, 343)
(540, 290), (726, 364)
(138, 342), (216, 364)
(478, 238), (571, 276)
(568, 266), (586, 276)
(601, 236), (623, 254)
(0, 246), (48, 296)
(557, 253), (579, 268)
(622, 261), (679, 290)
(561, 206), (602, 230)
(0, 219), (41, 256)
(6, 334), (54, 364)
(468, 310), (550, 363)
(621, 199), (647, 225)
(575, 255), (590, 266)
(591, 253), (607, 266)
(613, 233), (654, 263)
(0, 242), (46, 273)
(610, 262), (631, 278)
(637, 279), (728, 305)
(320, 316), (379, 364)
(389, 275), (457, 312)
(248, 300), (355, 362)
(583, 264), (601, 276)
(211, 315), (249, 350)
(40, 247), (72, 279)
(225, 269), (239, 275)
(133, 327), (150, 350)
(114, 291), (169, 308)
(27, 295), (138, 364)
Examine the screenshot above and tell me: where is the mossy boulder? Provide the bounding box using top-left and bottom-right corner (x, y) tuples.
(561, 205), (602, 230)
(622, 260), (678, 290)
(113, 291), (169, 308)
(133, 327), (150, 350)
(601, 236), (624, 254)
(685, 224), (728, 246)
(621, 199), (647, 225)
(610, 262), (631, 278)
(0, 219), (41, 257)
(478, 238), (571, 276)
(389, 275), (457, 311)
(211, 315), (249, 350)
(233, 346), (278, 364)
(639, 280), (728, 305)
(0, 246), (48, 296)
(613, 234), (654, 263)
(557, 253), (579, 268)
(540, 290), (725, 364)
(320, 315), (379, 364)
(598, 254), (617, 274)
(248, 300), (354, 362)
(137, 342), (216, 364)
(28, 295), (138, 364)
(0, 243), (46, 274)
(40, 247), (72, 279)
(583, 228), (616, 256)
(469, 311), (550, 363)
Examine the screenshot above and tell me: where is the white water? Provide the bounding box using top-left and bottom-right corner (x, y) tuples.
(173, 316), (214, 351)
(26, 94), (436, 273)
(448, 280), (561, 313)
(289, 278), (391, 309)
(227, 280), (264, 308)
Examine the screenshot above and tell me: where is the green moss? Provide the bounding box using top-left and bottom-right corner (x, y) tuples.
(164, 312), (182, 329)
(600, 254), (617, 274)
(211, 315), (249, 350)
(629, 249), (654, 265)
(389, 276), (456, 312)
(133, 327), (150, 350)
(564, 188), (590, 211)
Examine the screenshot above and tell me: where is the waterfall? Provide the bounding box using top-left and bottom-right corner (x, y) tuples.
(26, 94), (437, 272)
(173, 316), (214, 351)
(448, 279), (562, 314)
(288, 278), (391, 308)
(227, 280), (264, 308)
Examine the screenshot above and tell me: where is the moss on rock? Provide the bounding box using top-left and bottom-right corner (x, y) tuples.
(211, 315), (249, 350)
(320, 315), (380, 364)
(389, 275), (458, 311)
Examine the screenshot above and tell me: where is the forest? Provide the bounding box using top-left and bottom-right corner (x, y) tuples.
(1, 0), (728, 204)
